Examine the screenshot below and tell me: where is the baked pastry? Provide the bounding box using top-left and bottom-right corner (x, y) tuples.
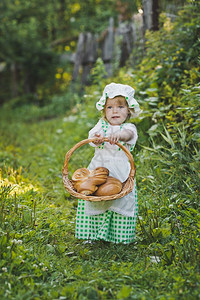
(71, 168), (90, 181)
(72, 167), (109, 195)
(94, 176), (122, 196)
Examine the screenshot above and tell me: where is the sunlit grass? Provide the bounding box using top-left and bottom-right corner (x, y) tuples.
(0, 167), (39, 196)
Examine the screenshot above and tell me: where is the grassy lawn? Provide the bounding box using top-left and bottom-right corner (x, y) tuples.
(0, 106), (199, 300)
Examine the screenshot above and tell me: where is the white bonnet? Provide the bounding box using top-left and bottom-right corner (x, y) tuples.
(96, 82), (141, 117)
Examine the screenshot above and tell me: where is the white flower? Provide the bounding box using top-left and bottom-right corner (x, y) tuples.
(150, 256), (161, 263)
(56, 129), (63, 134)
(11, 239), (22, 244)
(2, 267), (7, 272)
(155, 65), (162, 70)
(70, 17), (75, 23)
(63, 116), (77, 122)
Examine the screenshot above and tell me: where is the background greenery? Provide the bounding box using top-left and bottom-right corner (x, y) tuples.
(0, 1), (200, 299)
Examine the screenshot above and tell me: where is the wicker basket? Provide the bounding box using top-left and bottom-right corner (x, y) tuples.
(62, 137), (136, 201)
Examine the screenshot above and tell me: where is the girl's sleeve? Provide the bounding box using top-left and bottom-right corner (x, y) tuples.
(88, 120), (104, 147)
(88, 120), (103, 138)
(123, 123), (138, 148)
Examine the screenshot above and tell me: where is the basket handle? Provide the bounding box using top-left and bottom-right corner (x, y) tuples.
(63, 137), (136, 178)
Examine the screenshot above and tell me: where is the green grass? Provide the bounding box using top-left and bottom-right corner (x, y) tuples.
(0, 104), (199, 300)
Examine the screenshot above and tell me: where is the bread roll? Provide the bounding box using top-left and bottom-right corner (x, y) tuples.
(90, 167), (109, 184)
(72, 168), (90, 182)
(73, 178), (98, 195)
(72, 167), (109, 195)
(94, 176), (122, 196)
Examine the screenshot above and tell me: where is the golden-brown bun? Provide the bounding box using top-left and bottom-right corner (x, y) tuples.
(72, 167), (109, 195)
(90, 167), (109, 185)
(72, 168), (90, 182)
(94, 176), (122, 196)
(73, 179), (98, 195)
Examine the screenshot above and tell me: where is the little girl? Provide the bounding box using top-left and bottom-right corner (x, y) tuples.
(75, 82), (141, 244)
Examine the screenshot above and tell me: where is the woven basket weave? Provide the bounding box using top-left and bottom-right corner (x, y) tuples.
(63, 137), (136, 201)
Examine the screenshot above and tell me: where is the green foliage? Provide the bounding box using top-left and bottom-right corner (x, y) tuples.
(137, 125), (199, 265)
(0, 0), (131, 103)
(0, 90), (82, 122)
(91, 58), (108, 88)
(131, 4), (199, 94)
(0, 0), (60, 100)
(73, 0), (115, 34)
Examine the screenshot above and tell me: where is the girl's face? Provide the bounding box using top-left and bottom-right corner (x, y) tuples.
(104, 96), (129, 126)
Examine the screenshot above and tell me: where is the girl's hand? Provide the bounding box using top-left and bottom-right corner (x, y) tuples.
(108, 129), (134, 145)
(108, 131), (121, 145)
(93, 133), (105, 145)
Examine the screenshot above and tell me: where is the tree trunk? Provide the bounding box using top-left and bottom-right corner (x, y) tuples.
(142, 0), (159, 32)
(11, 63), (19, 97)
(152, 0), (159, 31)
(101, 18), (114, 76)
(72, 33), (85, 81)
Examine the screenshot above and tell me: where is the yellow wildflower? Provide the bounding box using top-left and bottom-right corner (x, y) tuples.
(71, 3), (81, 14)
(55, 73), (61, 79)
(65, 46), (70, 51)
(63, 72), (72, 81)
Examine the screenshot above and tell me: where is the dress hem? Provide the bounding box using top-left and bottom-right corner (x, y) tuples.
(85, 207), (136, 218)
(75, 235), (135, 245)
